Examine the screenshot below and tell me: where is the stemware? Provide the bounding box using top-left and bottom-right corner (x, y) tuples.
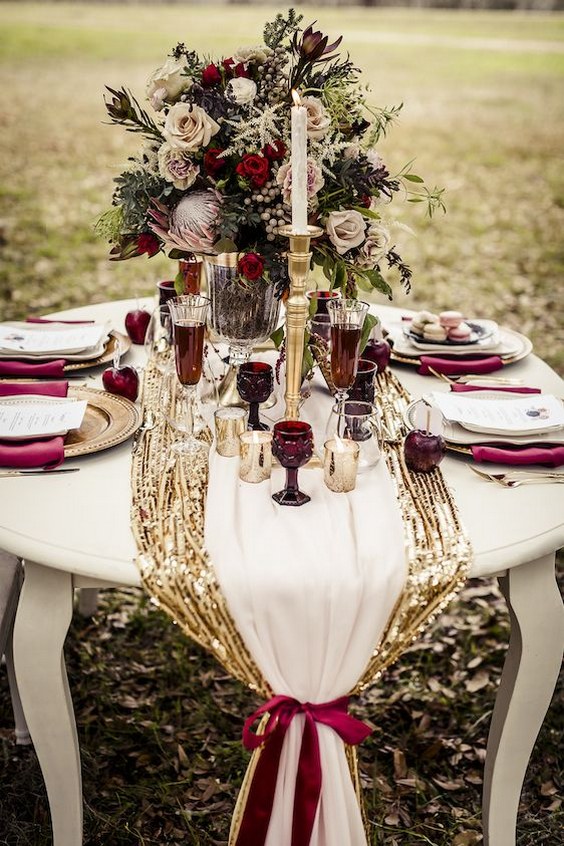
(144, 305), (173, 375)
(236, 362), (274, 431)
(349, 358), (377, 404)
(327, 299), (369, 427)
(309, 313), (332, 344)
(272, 420), (314, 506)
(306, 289), (341, 316)
(168, 295), (210, 455)
(325, 400), (382, 473)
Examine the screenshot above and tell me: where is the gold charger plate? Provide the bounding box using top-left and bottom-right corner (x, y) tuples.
(64, 385), (140, 457)
(64, 331), (131, 372)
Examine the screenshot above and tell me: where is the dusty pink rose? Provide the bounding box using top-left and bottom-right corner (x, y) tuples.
(326, 209), (367, 255)
(276, 158), (325, 205)
(158, 144), (199, 190)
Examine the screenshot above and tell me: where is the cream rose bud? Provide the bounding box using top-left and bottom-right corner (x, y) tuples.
(158, 144), (199, 190)
(302, 96), (331, 141)
(146, 57), (189, 105)
(358, 222), (392, 268)
(326, 210), (367, 255)
(227, 77), (257, 106)
(163, 103), (220, 152)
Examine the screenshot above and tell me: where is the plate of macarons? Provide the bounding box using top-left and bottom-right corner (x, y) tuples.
(406, 311), (497, 348)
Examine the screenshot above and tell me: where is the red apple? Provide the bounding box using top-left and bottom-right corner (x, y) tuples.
(403, 429), (445, 473)
(363, 338), (391, 373)
(102, 364), (139, 402)
(125, 308), (151, 345)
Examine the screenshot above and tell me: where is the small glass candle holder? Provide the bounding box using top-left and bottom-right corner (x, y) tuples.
(239, 430), (273, 483)
(215, 407), (247, 457)
(326, 400), (382, 473)
(324, 438), (360, 493)
(349, 358), (377, 404)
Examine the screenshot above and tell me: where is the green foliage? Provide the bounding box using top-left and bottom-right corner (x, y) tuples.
(263, 8), (303, 50)
(364, 102), (404, 147)
(113, 168), (170, 234)
(104, 86), (164, 141)
(94, 206), (124, 243)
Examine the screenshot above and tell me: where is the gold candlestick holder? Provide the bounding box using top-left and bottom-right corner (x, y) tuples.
(277, 224), (323, 420)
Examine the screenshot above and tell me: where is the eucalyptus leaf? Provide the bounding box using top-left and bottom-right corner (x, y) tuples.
(403, 174), (424, 183)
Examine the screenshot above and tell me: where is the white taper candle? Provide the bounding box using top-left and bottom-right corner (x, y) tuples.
(291, 90), (308, 234)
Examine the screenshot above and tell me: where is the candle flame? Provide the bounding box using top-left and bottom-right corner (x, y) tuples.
(291, 89), (302, 107)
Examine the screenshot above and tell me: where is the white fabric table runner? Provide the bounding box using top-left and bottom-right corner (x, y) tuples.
(205, 376), (408, 845)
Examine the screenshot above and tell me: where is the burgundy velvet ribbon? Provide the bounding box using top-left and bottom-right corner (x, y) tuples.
(418, 355), (504, 376)
(235, 695), (372, 846)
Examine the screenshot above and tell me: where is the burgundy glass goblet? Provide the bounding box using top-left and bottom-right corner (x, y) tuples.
(236, 362), (274, 431)
(306, 289), (341, 316)
(348, 358), (377, 403)
(272, 421), (314, 507)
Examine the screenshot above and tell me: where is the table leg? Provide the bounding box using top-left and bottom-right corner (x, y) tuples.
(482, 553), (564, 846)
(13, 560), (82, 846)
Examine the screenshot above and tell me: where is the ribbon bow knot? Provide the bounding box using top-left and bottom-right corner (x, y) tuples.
(235, 695), (372, 846)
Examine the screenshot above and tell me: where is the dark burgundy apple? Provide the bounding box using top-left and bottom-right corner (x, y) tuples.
(102, 364), (139, 402)
(363, 337), (391, 373)
(125, 308), (151, 345)
(403, 429), (445, 473)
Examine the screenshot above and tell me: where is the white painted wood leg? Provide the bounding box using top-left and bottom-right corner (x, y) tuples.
(13, 560), (82, 846)
(482, 553), (564, 846)
(5, 632), (31, 745)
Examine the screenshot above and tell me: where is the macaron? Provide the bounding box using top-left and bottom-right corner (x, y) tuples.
(412, 310), (439, 334)
(439, 310), (464, 329)
(448, 322), (472, 342)
(423, 323), (448, 342)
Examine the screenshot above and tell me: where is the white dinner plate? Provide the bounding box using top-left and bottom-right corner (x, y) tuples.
(390, 325), (532, 363)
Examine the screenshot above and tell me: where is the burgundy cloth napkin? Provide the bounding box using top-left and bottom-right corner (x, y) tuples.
(26, 318), (95, 325)
(0, 381), (68, 398)
(0, 437), (65, 469)
(451, 384), (540, 395)
(0, 359), (66, 378)
(418, 355), (504, 376)
(472, 444), (564, 467)
(0, 381), (69, 467)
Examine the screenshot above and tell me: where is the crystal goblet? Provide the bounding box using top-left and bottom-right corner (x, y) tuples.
(272, 421), (314, 507)
(236, 362), (274, 431)
(327, 299), (370, 425)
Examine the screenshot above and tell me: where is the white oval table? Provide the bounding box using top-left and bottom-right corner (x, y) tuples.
(2, 299), (563, 846)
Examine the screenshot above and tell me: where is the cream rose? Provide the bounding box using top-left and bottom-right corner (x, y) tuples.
(146, 57), (189, 107)
(158, 143), (199, 190)
(163, 103), (220, 152)
(231, 45), (272, 66)
(326, 210), (367, 255)
(227, 77), (257, 106)
(276, 158), (325, 205)
(302, 96), (331, 141)
(357, 222), (391, 268)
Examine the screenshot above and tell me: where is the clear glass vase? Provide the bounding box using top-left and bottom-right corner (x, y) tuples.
(204, 254), (281, 406)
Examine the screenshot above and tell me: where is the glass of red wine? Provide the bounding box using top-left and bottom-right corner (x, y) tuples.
(168, 295), (210, 454)
(272, 421), (314, 507)
(306, 289), (341, 316)
(327, 299), (369, 432)
(236, 362), (273, 431)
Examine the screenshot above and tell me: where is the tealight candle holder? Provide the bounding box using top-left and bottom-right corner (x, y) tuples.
(323, 437), (360, 493)
(239, 430), (273, 483)
(214, 407), (247, 457)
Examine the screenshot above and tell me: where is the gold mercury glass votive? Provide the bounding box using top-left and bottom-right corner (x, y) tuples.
(214, 407), (247, 457)
(324, 438), (360, 493)
(239, 431), (273, 483)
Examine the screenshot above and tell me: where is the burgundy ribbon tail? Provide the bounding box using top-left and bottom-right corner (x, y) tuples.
(234, 695), (372, 846)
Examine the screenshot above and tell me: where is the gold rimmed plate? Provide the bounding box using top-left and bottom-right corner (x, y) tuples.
(64, 385), (140, 457)
(64, 331), (131, 372)
(390, 326), (532, 368)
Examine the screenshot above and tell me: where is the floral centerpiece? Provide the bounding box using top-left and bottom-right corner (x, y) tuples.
(97, 9), (443, 306)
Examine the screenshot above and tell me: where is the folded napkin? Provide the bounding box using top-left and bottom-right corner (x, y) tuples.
(26, 317), (94, 325)
(0, 437), (65, 469)
(419, 355), (504, 377)
(0, 359), (66, 378)
(472, 444), (564, 467)
(451, 384), (540, 395)
(0, 380), (68, 398)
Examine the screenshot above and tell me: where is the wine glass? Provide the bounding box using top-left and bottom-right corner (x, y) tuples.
(306, 289), (341, 316)
(236, 362), (274, 431)
(272, 421), (314, 507)
(348, 358), (377, 404)
(326, 299), (369, 433)
(144, 305), (173, 375)
(168, 295), (210, 455)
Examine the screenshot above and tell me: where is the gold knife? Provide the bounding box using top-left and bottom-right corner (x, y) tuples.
(0, 468), (80, 478)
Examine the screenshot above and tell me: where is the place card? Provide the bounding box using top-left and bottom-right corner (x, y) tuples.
(0, 397), (87, 440)
(426, 392), (564, 435)
(0, 324), (106, 355)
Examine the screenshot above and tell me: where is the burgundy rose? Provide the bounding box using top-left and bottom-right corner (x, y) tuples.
(238, 252), (265, 282)
(137, 232), (160, 257)
(201, 63), (222, 87)
(236, 153), (270, 188)
(222, 57), (234, 72)
(204, 147), (227, 176)
(263, 140), (287, 161)
(222, 57), (250, 79)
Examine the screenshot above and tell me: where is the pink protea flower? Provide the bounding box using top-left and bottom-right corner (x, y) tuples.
(149, 190), (221, 254)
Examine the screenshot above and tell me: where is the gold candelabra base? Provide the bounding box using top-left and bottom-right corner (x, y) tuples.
(277, 224), (323, 420)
